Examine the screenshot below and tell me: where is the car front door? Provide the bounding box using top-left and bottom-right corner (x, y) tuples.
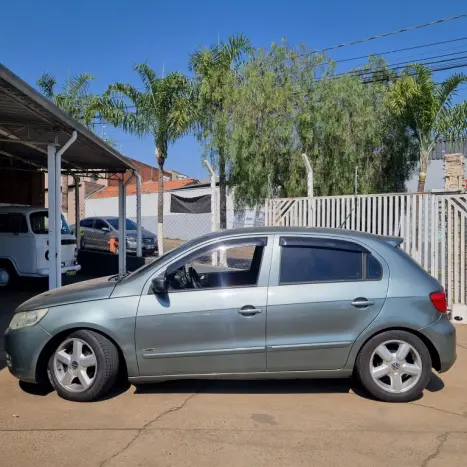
(266, 235), (389, 372)
(79, 218), (94, 249)
(135, 235), (272, 377)
(93, 219), (111, 251)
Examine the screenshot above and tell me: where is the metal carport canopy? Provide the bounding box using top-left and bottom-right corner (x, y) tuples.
(0, 64), (135, 173)
(0, 63), (136, 289)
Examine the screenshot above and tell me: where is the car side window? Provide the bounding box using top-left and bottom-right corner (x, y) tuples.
(80, 219), (94, 228)
(165, 237), (267, 291)
(280, 246), (363, 284)
(279, 236), (382, 284)
(0, 213), (28, 233)
(366, 254), (382, 280)
(94, 219), (108, 231)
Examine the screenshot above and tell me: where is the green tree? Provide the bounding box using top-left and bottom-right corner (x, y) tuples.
(94, 64), (193, 253)
(37, 72), (96, 127)
(227, 45), (416, 205)
(386, 64), (467, 192)
(190, 34), (252, 228)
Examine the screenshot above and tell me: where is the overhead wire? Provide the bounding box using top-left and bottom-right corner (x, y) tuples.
(299, 13), (467, 56)
(334, 36), (467, 64)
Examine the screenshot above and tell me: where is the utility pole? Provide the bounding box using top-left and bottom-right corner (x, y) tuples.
(301, 153), (314, 197)
(354, 166), (358, 195)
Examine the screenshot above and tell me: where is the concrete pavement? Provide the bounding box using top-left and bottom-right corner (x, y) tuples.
(0, 327), (467, 466)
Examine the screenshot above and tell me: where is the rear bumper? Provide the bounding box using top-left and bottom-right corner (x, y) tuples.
(4, 324), (52, 383)
(419, 315), (457, 373)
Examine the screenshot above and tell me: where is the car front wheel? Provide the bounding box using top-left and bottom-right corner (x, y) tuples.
(47, 330), (119, 402)
(355, 330), (432, 403)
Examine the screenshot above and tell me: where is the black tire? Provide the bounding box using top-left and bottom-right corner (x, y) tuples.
(47, 330), (120, 402)
(355, 330), (432, 403)
(0, 261), (18, 290)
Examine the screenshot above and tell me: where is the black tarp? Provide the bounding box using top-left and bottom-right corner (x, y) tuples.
(170, 194), (211, 213)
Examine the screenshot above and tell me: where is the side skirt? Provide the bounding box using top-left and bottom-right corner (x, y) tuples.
(129, 369), (353, 384)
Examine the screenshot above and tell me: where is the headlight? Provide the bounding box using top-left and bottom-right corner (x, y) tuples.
(126, 236), (136, 243)
(8, 309), (49, 330)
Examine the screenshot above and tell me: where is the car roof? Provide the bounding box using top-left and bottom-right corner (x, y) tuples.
(195, 226), (402, 245)
(0, 205), (48, 215)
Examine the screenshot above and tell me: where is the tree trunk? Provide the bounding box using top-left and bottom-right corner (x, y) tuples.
(417, 150), (429, 193)
(219, 147), (227, 229)
(157, 155), (165, 255)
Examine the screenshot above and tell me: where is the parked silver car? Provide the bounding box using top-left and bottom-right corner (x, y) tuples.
(75, 216), (157, 255)
(4, 227), (456, 402)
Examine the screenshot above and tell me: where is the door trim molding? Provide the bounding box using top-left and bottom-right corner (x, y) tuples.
(267, 341), (352, 352)
(142, 346), (264, 359)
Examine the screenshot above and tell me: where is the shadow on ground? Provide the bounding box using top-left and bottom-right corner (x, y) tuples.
(17, 366), (445, 402)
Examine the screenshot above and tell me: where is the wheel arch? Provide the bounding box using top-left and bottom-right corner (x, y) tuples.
(351, 327), (441, 372)
(35, 326), (129, 385)
(0, 257), (19, 274)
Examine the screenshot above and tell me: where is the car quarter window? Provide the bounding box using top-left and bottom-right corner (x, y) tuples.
(279, 236), (382, 284)
(165, 237), (267, 291)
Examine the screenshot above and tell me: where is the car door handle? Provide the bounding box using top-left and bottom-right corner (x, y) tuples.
(351, 298), (375, 308)
(238, 306), (262, 317)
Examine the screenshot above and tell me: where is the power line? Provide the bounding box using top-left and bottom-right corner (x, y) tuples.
(301, 14), (467, 56)
(336, 51), (467, 78)
(334, 36), (467, 64)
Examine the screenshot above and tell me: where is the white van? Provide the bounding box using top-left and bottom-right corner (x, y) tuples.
(0, 205), (81, 287)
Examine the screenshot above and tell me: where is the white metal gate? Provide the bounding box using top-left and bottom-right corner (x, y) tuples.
(265, 193), (467, 309)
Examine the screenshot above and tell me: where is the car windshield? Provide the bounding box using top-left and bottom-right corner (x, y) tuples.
(29, 212), (71, 235)
(106, 218), (138, 230)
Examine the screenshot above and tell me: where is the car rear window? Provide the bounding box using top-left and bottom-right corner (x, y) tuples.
(280, 246), (363, 284)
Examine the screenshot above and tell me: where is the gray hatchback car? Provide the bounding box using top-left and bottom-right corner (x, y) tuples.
(4, 227), (456, 403)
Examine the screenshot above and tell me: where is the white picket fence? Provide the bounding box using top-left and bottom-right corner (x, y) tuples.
(265, 193), (467, 309)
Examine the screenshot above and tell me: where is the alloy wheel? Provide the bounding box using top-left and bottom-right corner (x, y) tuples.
(369, 339), (423, 394)
(53, 338), (97, 392)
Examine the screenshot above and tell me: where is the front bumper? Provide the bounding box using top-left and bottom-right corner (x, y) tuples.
(4, 324), (52, 383)
(126, 242), (157, 254)
(37, 263), (81, 277)
(419, 314), (457, 373)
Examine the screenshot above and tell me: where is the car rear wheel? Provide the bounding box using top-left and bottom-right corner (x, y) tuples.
(355, 330), (432, 402)
(47, 330), (119, 402)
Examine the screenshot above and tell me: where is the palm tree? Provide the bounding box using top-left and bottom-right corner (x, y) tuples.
(37, 72), (96, 127)
(93, 64), (193, 254)
(386, 64), (467, 192)
(190, 34), (252, 228)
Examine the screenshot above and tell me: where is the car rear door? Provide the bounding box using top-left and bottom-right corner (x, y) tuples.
(266, 234), (389, 372)
(135, 235), (273, 377)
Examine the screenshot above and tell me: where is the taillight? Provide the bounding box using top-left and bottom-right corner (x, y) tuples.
(430, 291), (447, 313)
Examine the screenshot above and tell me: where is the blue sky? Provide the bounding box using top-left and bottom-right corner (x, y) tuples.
(1, 1), (466, 179)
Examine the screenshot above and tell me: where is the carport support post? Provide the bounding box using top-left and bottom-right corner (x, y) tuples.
(73, 175), (81, 249)
(118, 177), (127, 275)
(47, 144), (61, 289)
(135, 172), (142, 257)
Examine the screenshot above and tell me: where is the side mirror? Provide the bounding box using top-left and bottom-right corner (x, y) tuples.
(151, 274), (167, 294)
(101, 227), (110, 232)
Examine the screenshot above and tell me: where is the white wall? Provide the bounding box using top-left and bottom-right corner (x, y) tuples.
(405, 160), (467, 192)
(85, 186), (239, 241)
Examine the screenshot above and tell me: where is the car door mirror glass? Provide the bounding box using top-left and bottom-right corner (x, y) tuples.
(151, 274), (168, 294)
